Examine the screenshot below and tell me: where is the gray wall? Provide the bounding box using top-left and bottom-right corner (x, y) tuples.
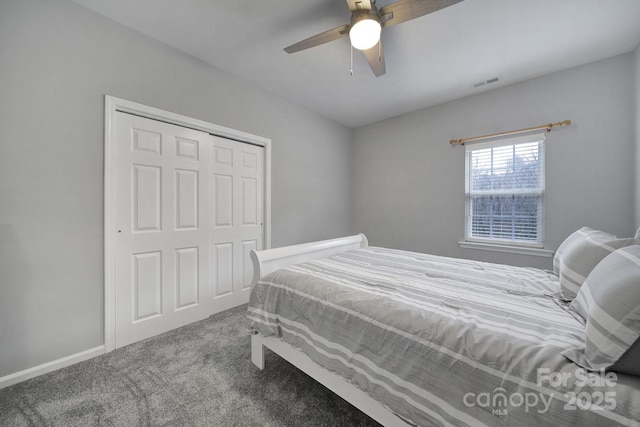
(0, 0), (352, 377)
(352, 54), (637, 270)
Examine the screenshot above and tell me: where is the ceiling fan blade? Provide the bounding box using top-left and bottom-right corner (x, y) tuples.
(346, 0), (373, 13)
(379, 0), (463, 28)
(284, 24), (350, 54)
(363, 40), (386, 77)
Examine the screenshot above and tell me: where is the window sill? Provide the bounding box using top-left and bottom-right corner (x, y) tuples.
(458, 241), (554, 258)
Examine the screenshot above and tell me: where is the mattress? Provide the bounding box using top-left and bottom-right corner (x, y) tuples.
(247, 247), (640, 426)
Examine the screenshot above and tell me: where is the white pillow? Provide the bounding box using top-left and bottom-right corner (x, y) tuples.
(563, 245), (640, 374)
(553, 227), (636, 301)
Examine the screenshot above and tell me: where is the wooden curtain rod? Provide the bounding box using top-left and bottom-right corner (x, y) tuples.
(449, 120), (571, 146)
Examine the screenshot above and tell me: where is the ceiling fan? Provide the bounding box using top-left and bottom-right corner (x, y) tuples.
(284, 0), (464, 77)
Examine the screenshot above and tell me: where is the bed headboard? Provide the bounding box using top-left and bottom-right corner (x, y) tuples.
(250, 233), (369, 286)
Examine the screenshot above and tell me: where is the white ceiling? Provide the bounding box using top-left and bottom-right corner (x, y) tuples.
(71, 0), (640, 128)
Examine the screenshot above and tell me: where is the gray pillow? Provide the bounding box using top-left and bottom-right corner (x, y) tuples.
(563, 245), (640, 373)
(553, 227), (636, 300)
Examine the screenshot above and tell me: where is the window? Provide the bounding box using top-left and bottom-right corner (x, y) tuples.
(464, 133), (545, 247)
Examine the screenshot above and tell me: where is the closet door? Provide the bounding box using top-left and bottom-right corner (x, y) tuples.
(210, 136), (264, 312)
(114, 112), (210, 348)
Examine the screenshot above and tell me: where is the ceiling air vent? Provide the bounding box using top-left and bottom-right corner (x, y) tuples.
(474, 76), (500, 88)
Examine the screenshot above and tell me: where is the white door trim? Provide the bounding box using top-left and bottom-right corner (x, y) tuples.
(104, 95), (271, 352)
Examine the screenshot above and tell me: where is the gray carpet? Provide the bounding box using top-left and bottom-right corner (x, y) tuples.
(0, 305), (381, 426)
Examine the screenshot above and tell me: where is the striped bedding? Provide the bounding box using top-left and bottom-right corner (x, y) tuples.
(247, 247), (640, 426)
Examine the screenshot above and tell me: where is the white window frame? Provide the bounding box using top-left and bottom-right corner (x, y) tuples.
(460, 133), (551, 257)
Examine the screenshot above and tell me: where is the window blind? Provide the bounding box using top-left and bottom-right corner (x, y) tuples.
(465, 133), (545, 245)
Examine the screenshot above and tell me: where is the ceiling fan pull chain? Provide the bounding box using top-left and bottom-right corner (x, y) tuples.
(350, 44), (354, 76)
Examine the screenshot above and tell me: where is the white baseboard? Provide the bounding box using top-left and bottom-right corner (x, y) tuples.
(0, 345), (105, 390)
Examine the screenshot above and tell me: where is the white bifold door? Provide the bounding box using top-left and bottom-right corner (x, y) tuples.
(114, 112), (263, 348)
(210, 136), (264, 313)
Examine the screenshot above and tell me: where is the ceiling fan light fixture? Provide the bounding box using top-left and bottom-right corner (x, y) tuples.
(349, 11), (381, 50)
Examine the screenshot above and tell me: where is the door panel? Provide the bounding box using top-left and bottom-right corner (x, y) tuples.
(175, 169), (199, 229)
(214, 174), (233, 227)
(175, 246), (200, 309)
(114, 112), (210, 348)
(242, 177), (258, 225)
(213, 243), (234, 297)
(132, 251), (162, 321)
(132, 165), (162, 232)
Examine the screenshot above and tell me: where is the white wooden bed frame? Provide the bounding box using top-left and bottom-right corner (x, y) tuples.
(249, 234), (410, 427)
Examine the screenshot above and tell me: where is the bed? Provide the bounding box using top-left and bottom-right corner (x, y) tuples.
(247, 232), (640, 426)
